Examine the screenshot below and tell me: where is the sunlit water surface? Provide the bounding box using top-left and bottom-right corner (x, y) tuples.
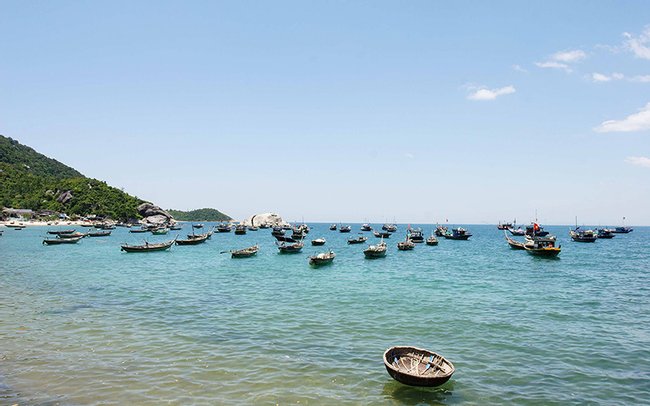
(1, 223), (648, 404)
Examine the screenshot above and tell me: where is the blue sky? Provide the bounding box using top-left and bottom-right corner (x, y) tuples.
(1, 1), (649, 225)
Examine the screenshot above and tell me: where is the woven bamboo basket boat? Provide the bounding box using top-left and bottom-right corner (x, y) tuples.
(383, 346), (455, 387)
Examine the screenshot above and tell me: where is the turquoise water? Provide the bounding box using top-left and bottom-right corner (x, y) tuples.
(1, 224), (649, 404)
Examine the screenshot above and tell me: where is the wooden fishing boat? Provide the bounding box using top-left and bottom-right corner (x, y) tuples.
(57, 232), (87, 239)
(397, 238), (415, 250)
(43, 236), (83, 245)
(311, 238), (326, 246)
(151, 227), (169, 235)
(217, 223), (232, 233)
(596, 228), (615, 239)
(361, 223), (372, 231)
(271, 227), (285, 237)
(309, 250), (336, 266)
(339, 225), (352, 233)
(88, 230), (112, 237)
(169, 224), (182, 230)
(193, 224), (204, 229)
(611, 217), (632, 233)
(47, 229), (75, 235)
(383, 346), (455, 387)
(231, 245), (259, 258)
(176, 234), (209, 245)
(364, 241), (387, 258)
(373, 231), (391, 238)
(121, 239), (175, 252)
(277, 241), (304, 253)
(5, 223), (25, 228)
(383, 223), (397, 232)
(248, 226), (259, 231)
(434, 225), (447, 237)
(129, 227), (149, 233)
(291, 230), (306, 240)
(275, 235), (298, 243)
(505, 232), (526, 250)
(526, 223), (549, 237)
(234, 225), (247, 235)
(347, 235), (368, 244)
(329, 224), (337, 231)
(524, 236), (561, 257)
(444, 228), (472, 240)
(425, 235), (438, 246)
(408, 228), (424, 243)
(497, 221), (513, 230)
(569, 228), (597, 242)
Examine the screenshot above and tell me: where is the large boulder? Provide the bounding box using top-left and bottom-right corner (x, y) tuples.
(137, 203), (172, 219)
(142, 214), (170, 226)
(57, 190), (74, 204)
(242, 212), (287, 227)
(137, 203), (173, 225)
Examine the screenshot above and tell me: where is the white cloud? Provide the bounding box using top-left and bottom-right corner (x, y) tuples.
(595, 102), (650, 133)
(630, 75), (650, 83)
(536, 49), (587, 72)
(623, 26), (650, 60)
(625, 156), (650, 168)
(403, 152), (415, 159)
(512, 64), (528, 73)
(591, 72), (625, 82)
(535, 61), (571, 72)
(467, 85), (516, 101)
(552, 50), (587, 63)
(592, 72), (612, 82)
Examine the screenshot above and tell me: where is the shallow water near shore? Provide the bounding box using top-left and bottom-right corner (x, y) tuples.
(1, 223), (649, 404)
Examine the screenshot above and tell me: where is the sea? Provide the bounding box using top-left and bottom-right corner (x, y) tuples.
(1, 223), (648, 405)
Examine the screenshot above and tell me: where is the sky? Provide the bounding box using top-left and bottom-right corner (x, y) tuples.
(1, 1), (649, 225)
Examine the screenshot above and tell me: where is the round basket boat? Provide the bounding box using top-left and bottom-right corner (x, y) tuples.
(383, 346), (455, 387)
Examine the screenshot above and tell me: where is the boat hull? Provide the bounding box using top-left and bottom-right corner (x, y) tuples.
(364, 250), (387, 258)
(43, 237), (83, 245)
(525, 247), (561, 257)
(121, 241), (174, 252)
(383, 346), (454, 387)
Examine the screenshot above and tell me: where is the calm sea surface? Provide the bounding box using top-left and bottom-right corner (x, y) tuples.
(1, 223), (648, 405)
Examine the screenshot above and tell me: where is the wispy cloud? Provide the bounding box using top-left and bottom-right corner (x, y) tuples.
(625, 156), (650, 168)
(466, 85), (516, 101)
(590, 72), (650, 83)
(594, 102), (650, 133)
(630, 75), (650, 83)
(552, 50), (587, 63)
(535, 61), (570, 71)
(623, 26), (650, 60)
(536, 49), (587, 72)
(590, 72), (625, 82)
(512, 64), (528, 73)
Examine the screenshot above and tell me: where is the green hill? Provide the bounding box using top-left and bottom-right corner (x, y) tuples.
(0, 134), (143, 220)
(0, 135), (82, 179)
(167, 208), (232, 222)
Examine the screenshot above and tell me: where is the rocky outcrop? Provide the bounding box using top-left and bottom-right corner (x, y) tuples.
(57, 190), (73, 204)
(137, 203), (173, 225)
(242, 212), (287, 227)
